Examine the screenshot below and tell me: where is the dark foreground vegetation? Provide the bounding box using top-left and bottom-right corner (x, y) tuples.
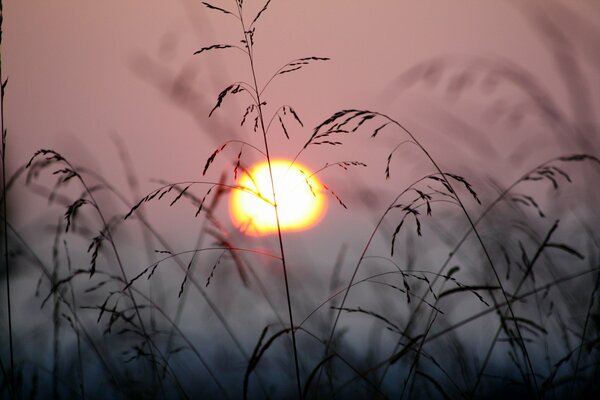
(2, 1), (600, 399)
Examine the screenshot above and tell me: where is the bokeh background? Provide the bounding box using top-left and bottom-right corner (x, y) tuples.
(2, 1), (600, 398)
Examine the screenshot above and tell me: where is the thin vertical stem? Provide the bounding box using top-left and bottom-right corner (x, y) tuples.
(233, 2), (302, 397)
(384, 114), (539, 397)
(0, 1), (15, 396)
(64, 239), (85, 400)
(51, 220), (61, 400)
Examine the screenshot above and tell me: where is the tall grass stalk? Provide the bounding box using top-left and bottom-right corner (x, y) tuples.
(79, 169), (254, 365)
(5, 1), (600, 398)
(63, 238), (86, 400)
(231, 1), (302, 396)
(0, 1), (15, 396)
(372, 153), (599, 389)
(51, 220), (62, 400)
(469, 220), (561, 396)
(318, 111), (539, 396)
(27, 151), (168, 395)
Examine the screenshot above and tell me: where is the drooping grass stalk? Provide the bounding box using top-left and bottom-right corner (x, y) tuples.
(113, 138), (194, 388)
(469, 220), (560, 396)
(243, 323), (385, 399)
(376, 154), (598, 393)
(40, 231), (194, 397)
(10, 2), (597, 397)
(112, 135), (162, 347)
(2, 216), (124, 394)
(0, 2), (15, 395)
(161, 237), (275, 398)
(375, 154), (596, 388)
(77, 168), (266, 383)
(95, 160), (294, 396)
(315, 110), (540, 396)
(322, 176), (430, 347)
(326, 266), (600, 393)
(26, 153), (166, 394)
(232, 2), (302, 397)
(164, 183), (287, 396)
(126, 285), (228, 399)
(380, 115), (540, 395)
(35, 156), (292, 395)
(570, 228), (600, 395)
(313, 173), (444, 390)
(418, 266), (598, 345)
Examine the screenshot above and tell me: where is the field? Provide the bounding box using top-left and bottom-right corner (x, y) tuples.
(2, 1), (600, 399)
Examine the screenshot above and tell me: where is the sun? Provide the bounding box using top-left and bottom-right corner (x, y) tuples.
(230, 159), (327, 236)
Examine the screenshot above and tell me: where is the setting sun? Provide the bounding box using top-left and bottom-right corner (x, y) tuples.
(230, 159), (327, 236)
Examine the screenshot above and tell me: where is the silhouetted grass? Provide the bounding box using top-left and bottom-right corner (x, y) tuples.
(2, 1), (600, 399)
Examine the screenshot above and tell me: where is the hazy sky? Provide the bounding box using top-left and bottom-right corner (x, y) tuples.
(4, 1), (600, 259)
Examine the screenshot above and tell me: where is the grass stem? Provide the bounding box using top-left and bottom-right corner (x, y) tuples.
(233, 2), (302, 396)
(0, 2), (15, 395)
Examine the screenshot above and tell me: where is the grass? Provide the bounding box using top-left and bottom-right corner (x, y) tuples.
(0, 2), (16, 397)
(2, 1), (600, 399)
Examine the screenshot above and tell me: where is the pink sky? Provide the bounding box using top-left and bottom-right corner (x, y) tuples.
(4, 0), (599, 259)
(3, 4), (600, 395)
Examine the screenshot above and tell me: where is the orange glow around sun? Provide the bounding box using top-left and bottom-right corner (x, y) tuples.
(230, 159), (327, 236)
